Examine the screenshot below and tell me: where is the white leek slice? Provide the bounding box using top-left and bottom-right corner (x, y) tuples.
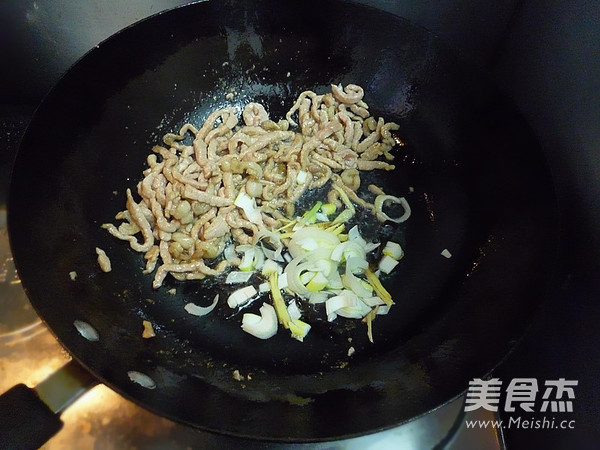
(284, 256), (312, 295)
(382, 241), (404, 260)
(378, 255), (400, 274)
(258, 281), (270, 293)
(342, 274), (373, 298)
(257, 230), (285, 262)
(239, 247), (256, 271)
(342, 257), (372, 298)
(234, 191), (264, 225)
(300, 271), (316, 285)
(309, 291), (329, 304)
(331, 241), (366, 263)
(225, 271), (254, 284)
(241, 303), (278, 339)
(253, 246), (265, 271)
(297, 237), (319, 252)
(338, 300), (372, 320)
(261, 243), (285, 262)
(326, 271), (344, 290)
(236, 246), (265, 272)
(374, 195), (411, 223)
(314, 258), (336, 277)
(377, 305), (391, 315)
(287, 227), (340, 258)
(261, 258), (282, 276)
(330, 242), (347, 262)
(185, 294), (220, 316)
(348, 225), (367, 247)
(326, 290), (359, 322)
(227, 285), (258, 308)
(223, 243), (236, 261)
(306, 271), (328, 292)
(278, 272), (289, 290)
(287, 300), (302, 320)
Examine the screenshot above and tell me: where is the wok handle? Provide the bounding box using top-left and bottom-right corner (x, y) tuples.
(0, 360), (98, 450)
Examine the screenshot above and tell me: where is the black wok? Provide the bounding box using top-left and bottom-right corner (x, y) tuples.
(2, 0), (559, 444)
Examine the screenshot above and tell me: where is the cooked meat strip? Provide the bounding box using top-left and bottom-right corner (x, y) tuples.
(95, 247), (112, 272)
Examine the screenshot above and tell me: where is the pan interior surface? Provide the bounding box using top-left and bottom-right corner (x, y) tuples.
(8, 0), (559, 441)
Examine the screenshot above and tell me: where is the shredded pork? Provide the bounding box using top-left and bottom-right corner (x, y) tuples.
(103, 84), (401, 288)
(95, 247), (112, 272)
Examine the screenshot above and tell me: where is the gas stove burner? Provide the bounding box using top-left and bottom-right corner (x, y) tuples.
(0, 209), (45, 345)
(0, 105), (43, 344)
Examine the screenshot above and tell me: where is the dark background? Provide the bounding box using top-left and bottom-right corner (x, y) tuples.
(0, 0), (598, 448)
